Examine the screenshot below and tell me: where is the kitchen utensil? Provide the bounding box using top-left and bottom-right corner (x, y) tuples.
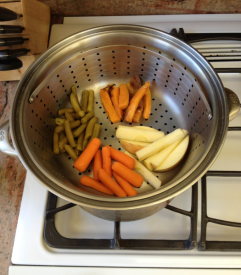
(0, 48), (29, 59)
(0, 25), (24, 34)
(0, 37), (28, 46)
(0, 58), (22, 71)
(0, 25), (240, 221)
(0, 6), (22, 21)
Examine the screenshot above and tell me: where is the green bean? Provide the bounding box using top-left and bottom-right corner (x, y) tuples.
(59, 136), (68, 151)
(87, 90), (94, 112)
(73, 123), (87, 138)
(65, 112), (74, 122)
(58, 108), (74, 116)
(81, 111), (94, 124)
(55, 118), (66, 126)
(55, 120), (80, 133)
(53, 130), (59, 154)
(76, 131), (84, 151)
(71, 86), (78, 101)
(82, 138), (89, 151)
(85, 117), (98, 140)
(64, 120), (76, 148)
(64, 145), (78, 161)
(81, 90), (89, 113)
(70, 93), (82, 113)
(89, 124), (100, 141)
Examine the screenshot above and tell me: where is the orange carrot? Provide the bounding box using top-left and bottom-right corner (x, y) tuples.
(80, 175), (114, 195)
(74, 138), (101, 172)
(110, 86), (123, 119)
(124, 81), (150, 123)
(100, 88), (120, 123)
(143, 86), (152, 119)
(133, 99), (143, 123)
(112, 162), (143, 187)
(93, 149), (102, 181)
(98, 169), (127, 197)
(105, 145), (135, 170)
(113, 172), (138, 197)
(102, 146), (112, 177)
(119, 83), (129, 110)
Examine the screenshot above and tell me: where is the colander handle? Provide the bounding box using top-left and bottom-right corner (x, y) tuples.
(0, 120), (18, 157)
(224, 88), (240, 122)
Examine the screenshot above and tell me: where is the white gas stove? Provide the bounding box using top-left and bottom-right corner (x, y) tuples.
(9, 14), (241, 274)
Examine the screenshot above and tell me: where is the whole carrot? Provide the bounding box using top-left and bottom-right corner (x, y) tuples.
(98, 169), (127, 197)
(113, 172), (138, 197)
(102, 146), (112, 177)
(74, 138), (101, 172)
(143, 87), (152, 119)
(112, 162), (143, 187)
(119, 83), (129, 110)
(93, 149), (102, 181)
(80, 175), (113, 195)
(110, 86), (123, 119)
(105, 145), (135, 170)
(124, 81), (150, 123)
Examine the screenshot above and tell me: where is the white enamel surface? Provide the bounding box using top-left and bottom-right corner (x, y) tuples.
(11, 15), (241, 272)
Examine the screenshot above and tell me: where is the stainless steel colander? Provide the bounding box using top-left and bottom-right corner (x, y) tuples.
(0, 25), (240, 221)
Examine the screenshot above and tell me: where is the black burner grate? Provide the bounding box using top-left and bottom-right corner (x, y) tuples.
(44, 183), (198, 250)
(199, 127), (241, 251)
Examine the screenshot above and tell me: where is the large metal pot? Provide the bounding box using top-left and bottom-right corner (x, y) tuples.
(0, 25), (240, 221)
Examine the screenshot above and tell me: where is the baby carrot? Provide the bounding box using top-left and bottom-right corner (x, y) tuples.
(113, 172), (138, 197)
(110, 86), (123, 119)
(98, 169), (127, 197)
(80, 175), (114, 195)
(100, 88), (120, 123)
(93, 149), (102, 181)
(74, 138), (101, 172)
(105, 145), (135, 170)
(124, 81), (150, 123)
(143, 86), (152, 119)
(119, 83), (129, 110)
(102, 146), (112, 177)
(112, 162), (143, 187)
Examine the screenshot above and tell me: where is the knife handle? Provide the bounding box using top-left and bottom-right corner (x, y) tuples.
(0, 48), (30, 60)
(0, 37), (28, 46)
(0, 25), (24, 34)
(0, 7), (22, 21)
(0, 58), (23, 71)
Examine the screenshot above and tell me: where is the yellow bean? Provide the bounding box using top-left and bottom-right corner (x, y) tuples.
(55, 118), (66, 126)
(82, 138), (89, 151)
(55, 120), (80, 133)
(85, 117), (98, 140)
(78, 110), (85, 117)
(89, 124), (100, 141)
(73, 123), (87, 138)
(64, 120), (76, 148)
(70, 93), (82, 113)
(65, 112), (74, 122)
(59, 136), (68, 151)
(74, 148), (80, 156)
(58, 108), (74, 116)
(87, 90), (94, 112)
(71, 86), (78, 101)
(81, 90), (89, 113)
(81, 111), (94, 124)
(76, 131), (84, 151)
(53, 130), (59, 154)
(64, 145), (78, 161)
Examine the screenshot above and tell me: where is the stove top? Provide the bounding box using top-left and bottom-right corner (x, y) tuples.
(10, 14), (241, 273)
